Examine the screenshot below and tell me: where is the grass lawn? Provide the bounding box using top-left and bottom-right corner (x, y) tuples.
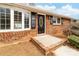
(0, 41), (43, 56)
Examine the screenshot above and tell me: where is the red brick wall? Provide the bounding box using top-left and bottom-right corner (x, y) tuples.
(46, 15), (71, 38)
(0, 30), (30, 42)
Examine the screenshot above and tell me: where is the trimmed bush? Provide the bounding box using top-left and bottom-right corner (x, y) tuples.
(68, 35), (79, 48)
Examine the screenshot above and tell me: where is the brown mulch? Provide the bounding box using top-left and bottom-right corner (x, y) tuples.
(0, 35), (68, 56)
(0, 41), (44, 56)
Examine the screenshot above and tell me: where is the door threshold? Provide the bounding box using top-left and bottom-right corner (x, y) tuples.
(37, 33), (46, 36)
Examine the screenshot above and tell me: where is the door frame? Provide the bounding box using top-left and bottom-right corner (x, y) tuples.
(37, 13), (46, 34)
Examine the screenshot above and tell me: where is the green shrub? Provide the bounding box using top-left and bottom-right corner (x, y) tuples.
(68, 35), (79, 48)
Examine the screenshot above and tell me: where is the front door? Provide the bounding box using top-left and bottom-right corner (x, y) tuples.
(38, 14), (45, 34)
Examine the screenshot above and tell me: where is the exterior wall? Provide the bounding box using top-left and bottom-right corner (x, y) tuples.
(46, 15), (71, 38)
(0, 30), (30, 42)
(0, 14), (71, 42)
(0, 4), (72, 42)
(0, 4), (36, 42)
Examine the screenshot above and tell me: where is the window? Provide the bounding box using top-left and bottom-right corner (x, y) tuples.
(31, 12), (36, 29)
(53, 17), (61, 25)
(0, 8), (10, 29)
(14, 11), (22, 29)
(0, 7), (31, 32)
(24, 13), (29, 28)
(53, 17), (56, 23)
(49, 16), (53, 24)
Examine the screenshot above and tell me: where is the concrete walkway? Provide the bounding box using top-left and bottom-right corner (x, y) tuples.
(53, 45), (79, 56)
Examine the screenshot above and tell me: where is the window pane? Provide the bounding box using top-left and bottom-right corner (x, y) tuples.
(53, 18), (56, 23)
(52, 17), (57, 25)
(31, 13), (36, 29)
(0, 19), (1, 29)
(53, 21), (56, 23)
(0, 8), (2, 12)
(6, 25), (10, 29)
(6, 19), (10, 24)
(0, 8), (5, 13)
(25, 21), (29, 25)
(19, 12), (22, 15)
(24, 21), (27, 24)
(25, 24), (29, 28)
(1, 19), (5, 24)
(24, 13), (29, 28)
(14, 15), (17, 20)
(6, 9), (10, 13)
(31, 20), (35, 27)
(50, 16), (53, 24)
(19, 12), (22, 20)
(14, 11), (22, 29)
(0, 8), (10, 30)
(6, 14), (10, 18)
(1, 13), (5, 18)
(1, 25), (5, 29)
(0, 18), (1, 24)
(57, 18), (60, 23)
(14, 21), (22, 29)
(14, 11), (18, 14)
(19, 16), (22, 20)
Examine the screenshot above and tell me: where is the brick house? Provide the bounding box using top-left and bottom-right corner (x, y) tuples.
(0, 3), (74, 42)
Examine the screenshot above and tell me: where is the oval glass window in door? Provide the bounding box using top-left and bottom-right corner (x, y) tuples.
(39, 16), (43, 28)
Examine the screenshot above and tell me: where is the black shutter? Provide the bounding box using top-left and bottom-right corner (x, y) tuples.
(61, 17), (64, 24)
(49, 16), (53, 24)
(31, 12), (36, 29)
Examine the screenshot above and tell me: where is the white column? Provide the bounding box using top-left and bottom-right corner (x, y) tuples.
(22, 12), (24, 29)
(11, 9), (14, 30)
(45, 15), (46, 34)
(29, 12), (31, 29)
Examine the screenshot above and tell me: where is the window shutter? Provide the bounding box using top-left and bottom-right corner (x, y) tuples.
(61, 17), (64, 24)
(31, 12), (36, 29)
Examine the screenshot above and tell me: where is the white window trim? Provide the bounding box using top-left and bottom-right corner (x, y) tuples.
(29, 12), (31, 30)
(11, 9), (14, 30)
(0, 9), (31, 32)
(23, 12), (31, 30)
(22, 12), (24, 29)
(53, 17), (61, 25)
